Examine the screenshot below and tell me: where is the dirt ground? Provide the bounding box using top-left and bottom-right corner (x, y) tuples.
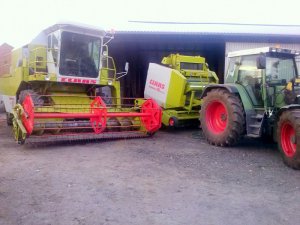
(0, 112), (299, 225)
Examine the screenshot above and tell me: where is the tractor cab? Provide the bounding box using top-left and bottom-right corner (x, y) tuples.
(226, 47), (300, 108)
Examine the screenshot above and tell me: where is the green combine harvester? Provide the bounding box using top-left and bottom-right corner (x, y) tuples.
(0, 23), (162, 144)
(145, 54), (219, 127)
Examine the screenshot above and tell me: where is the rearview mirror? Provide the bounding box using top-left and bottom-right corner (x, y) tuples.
(256, 55), (266, 69)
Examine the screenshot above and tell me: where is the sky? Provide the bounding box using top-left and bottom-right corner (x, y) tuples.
(0, 0), (300, 47)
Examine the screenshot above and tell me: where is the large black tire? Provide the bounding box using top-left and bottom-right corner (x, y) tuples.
(6, 113), (13, 126)
(277, 110), (300, 169)
(200, 88), (245, 146)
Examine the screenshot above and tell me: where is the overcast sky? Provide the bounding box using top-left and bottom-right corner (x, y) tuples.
(1, 0), (299, 47)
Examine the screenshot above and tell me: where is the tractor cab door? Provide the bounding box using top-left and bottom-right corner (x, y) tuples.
(236, 55), (264, 106)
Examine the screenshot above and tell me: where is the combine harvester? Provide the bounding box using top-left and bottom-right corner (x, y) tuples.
(145, 54), (218, 127)
(0, 23), (161, 144)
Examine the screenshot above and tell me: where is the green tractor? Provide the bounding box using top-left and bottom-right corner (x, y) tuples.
(200, 47), (300, 169)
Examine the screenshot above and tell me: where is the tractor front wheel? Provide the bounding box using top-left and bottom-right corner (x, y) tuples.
(277, 110), (300, 169)
(200, 88), (245, 146)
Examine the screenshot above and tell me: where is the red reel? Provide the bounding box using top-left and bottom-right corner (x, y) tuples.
(90, 97), (107, 134)
(141, 99), (162, 133)
(21, 94), (35, 135)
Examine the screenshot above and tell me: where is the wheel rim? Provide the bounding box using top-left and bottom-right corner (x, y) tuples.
(280, 122), (296, 157)
(169, 118), (175, 126)
(205, 101), (227, 134)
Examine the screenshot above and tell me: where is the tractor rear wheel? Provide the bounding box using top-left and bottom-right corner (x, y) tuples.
(277, 110), (300, 169)
(200, 88), (245, 146)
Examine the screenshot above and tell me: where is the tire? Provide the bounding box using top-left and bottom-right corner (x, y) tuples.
(18, 90), (44, 106)
(277, 110), (300, 169)
(6, 113), (13, 126)
(200, 88), (245, 146)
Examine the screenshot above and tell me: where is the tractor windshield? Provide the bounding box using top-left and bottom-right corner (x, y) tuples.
(266, 54), (297, 82)
(59, 31), (101, 78)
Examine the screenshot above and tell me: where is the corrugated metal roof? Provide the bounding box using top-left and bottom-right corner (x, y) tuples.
(114, 22), (300, 37)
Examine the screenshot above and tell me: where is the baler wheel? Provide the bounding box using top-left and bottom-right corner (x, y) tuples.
(200, 88), (245, 146)
(277, 110), (300, 169)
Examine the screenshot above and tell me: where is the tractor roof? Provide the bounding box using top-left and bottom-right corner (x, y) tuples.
(228, 47), (300, 58)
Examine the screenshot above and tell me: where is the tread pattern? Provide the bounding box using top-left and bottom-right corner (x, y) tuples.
(200, 88), (245, 146)
(277, 110), (300, 169)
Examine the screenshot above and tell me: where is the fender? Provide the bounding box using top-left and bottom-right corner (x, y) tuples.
(201, 83), (260, 136)
(201, 84), (240, 98)
(277, 104), (300, 119)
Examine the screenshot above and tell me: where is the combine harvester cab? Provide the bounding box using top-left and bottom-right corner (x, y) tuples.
(145, 54), (218, 128)
(0, 23), (161, 144)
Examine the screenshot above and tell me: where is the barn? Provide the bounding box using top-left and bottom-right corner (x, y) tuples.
(108, 22), (300, 97)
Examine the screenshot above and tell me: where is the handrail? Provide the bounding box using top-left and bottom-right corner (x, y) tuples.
(28, 47), (57, 75)
(101, 55), (116, 80)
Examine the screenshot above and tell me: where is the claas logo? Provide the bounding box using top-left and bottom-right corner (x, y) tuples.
(149, 79), (165, 90)
(60, 77), (97, 84)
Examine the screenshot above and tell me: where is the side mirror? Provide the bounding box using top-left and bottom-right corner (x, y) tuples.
(125, 62), (129, 72)
(256, 55), (266, 69)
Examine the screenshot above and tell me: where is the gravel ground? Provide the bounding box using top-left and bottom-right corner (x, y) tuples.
(0, 112), (299, 225)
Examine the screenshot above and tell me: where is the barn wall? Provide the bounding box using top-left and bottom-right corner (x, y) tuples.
(107, 33), (300, 98)
(109, 34), (225, 97)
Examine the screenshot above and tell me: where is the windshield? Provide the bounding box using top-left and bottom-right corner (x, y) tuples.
(266, 54), (296, 82)
(59, 31), (101, 78)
